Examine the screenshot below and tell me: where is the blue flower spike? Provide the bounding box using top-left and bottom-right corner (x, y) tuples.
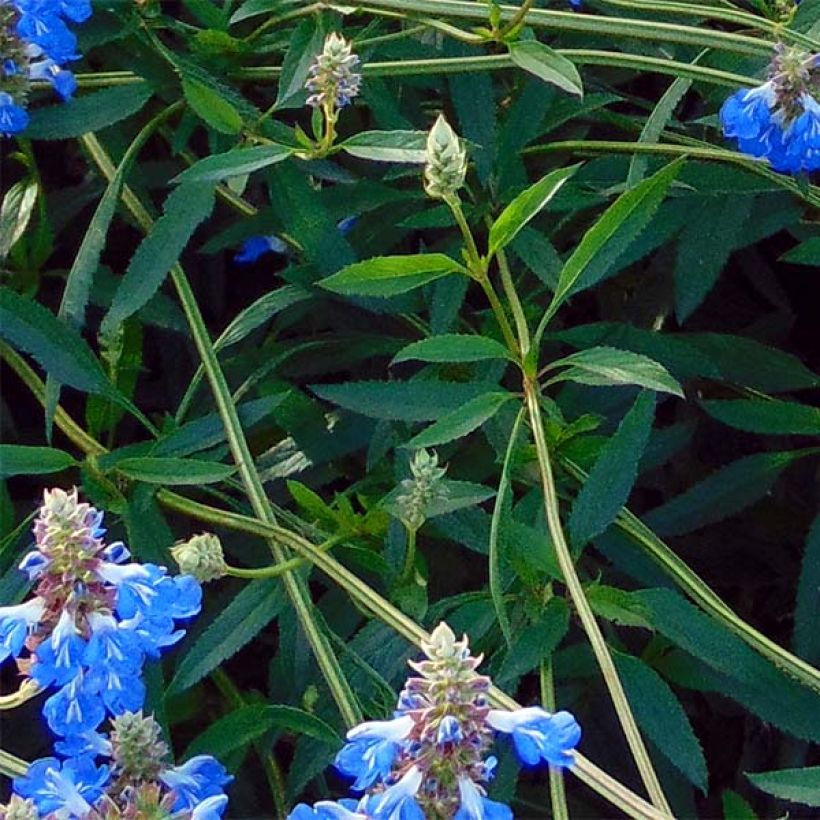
(288, 621), (582, 819)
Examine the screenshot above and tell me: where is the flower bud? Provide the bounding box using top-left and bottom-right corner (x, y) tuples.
(393, 449), (448, 532)
(305, 32), (362, 110)
(424, 115), (467, 200)
(171, 533), (226, 583)
(0, 795), (38, 820)
(110, 711), (169, 782)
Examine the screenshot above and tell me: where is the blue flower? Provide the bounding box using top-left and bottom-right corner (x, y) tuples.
(335, 715), (413, 791)
(57, 0), (92, 23)
(28, 56), (77, 99)
(359, 766), (424, 820)
(190, 794), (230, 820)
(13, 755), (109, 817)
(288, 799), (366, 819)
(0, 598), (45, 663)
(42, 673), (106, 737)
(337, 215), (358, 234)
(487, 707), (581, 768)
(786, 93), (820, 172)
(234, 235), (288, 264)
(0, 91), (30, 136)
(54, 729), (112, 759)
(720, 83), (776, 142)
(15, 1), (79, 64)
(32, 609), (87, 687)
(159, 755), (233, 811)
(568, 0), (582, 8)
(454, 776), (513, 820)
(436, 715), (463, 745)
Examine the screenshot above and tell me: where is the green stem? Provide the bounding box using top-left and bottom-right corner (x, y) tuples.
(447, 196), (483, 267)
(226, 535), (346, 579)
(495, 246), (531, 361)
(400, 526), (418, 583)
(354, 0), (773, 55)
(80, 134), (361, 729)
(541, 659), (570, 820)
(525, 140), (820, 209)
(524, 383), (671, 814)
(499, 0), (537, 37)
(0, 749), (28, 778)
(489, 407), (526, 646)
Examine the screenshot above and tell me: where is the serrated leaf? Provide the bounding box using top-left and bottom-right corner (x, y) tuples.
(392, 334), (514, 365)
(616, 652), (708, 792)
(116, 457), (236, 485)
(319, 254), (466, 298)
(0, 446), (76, 479)
(102, 183), (216, 336)
(701, 398), (820, 436)
(0, 288), (114, 396)
(185, 703), (340, 761)
(423, 479), (495, 518)
(275, 18), (324, 109)
(746, 767), (820, 806)
(549, 347), (683, 397)
(497, 598), (570, 684)
(169, 580), (287, 694)
(569, 391), (655, 549)
(644, 450), (810, 537)
(488, 165), (579, 256)
(25, 84), (153, 140)
(586, 584), (651, 628)
(341, 130), (428, 163)
(546, 159), (683, 319)
(508, 40), (583, 97)
(0, 179), (38, 259)
(405, 392), (514, 448)
(172, 143), (294, 184)
(182, 78), (243, 134)
(215, 286), (310, 351)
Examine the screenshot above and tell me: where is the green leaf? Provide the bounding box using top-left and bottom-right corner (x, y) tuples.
(488, 165), (579, 256)
(424, 479), (496, 518)
(615, 653), (708, 792)
(747, 767), (820, 807)
(172, 143), (294, 184)
(586, 584), (651, 628)
(185, 704), (341, 761)
(25, 84), (153, 140)
(644, 450), (810, 537)
(405, 392), (514, 448)
(319, 254), (466, 298)
(722, 790), (757, 820)
(116, 457), (236, 485)
(496, 598), (570, 684)
(230, 0), (282, 23)
(702, 398), (820, 436)
(169, 579), (287, 694)
(0, 445), (76, 479)
(795, 514), (820, 667)
(182, 78), (243, 134)
(549, 347), (684, 397)
(275, 18), (324, 109)
(392, 334), (514, 365)
(569, 391), (655, 549)
(216, 286), (310, 351)
(547, 159), (683, 318)
(0, 179), (38, 259)
(508, 40), (583, 97)
(0, 288), (114, 396)
(341, 130), (428, 163)
(780, 237), (820, 266)
(101, 183), (216, 336)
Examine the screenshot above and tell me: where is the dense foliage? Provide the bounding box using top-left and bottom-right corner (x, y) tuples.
(1, 0), (819, 817)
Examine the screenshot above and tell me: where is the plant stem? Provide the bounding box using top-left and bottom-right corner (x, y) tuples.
(495, 246), (531, 361)
(400, 526), (418, 583)
(541, 659), (570, 820)
(226, 535), (346, 579)
(79, 134), (362, 729)
(0, 749), (28, 778)
(524, 382), (671, 814)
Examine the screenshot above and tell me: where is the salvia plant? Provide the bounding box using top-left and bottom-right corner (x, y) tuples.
(1, 0), (819, 818)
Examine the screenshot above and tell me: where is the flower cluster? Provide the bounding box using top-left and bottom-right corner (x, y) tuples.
(0, 488), (200, 740)
(289, 622), (581, 819)
(720, 44), (820, 173)
(0, 0), (92, 137)
(7, 711), (232, 819)
(424, 115), (468, 201)
(305, 32), (362, 110)
(0, 490), (231, 819)
(392, 449), (448, 533)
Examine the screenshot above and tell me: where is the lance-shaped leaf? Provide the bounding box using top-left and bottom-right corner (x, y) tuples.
(173, 143), (294, 184)
(392, 334), (514, 365)
(488, 164), (579, 256)
(116, 457), (236, 485)
(319, 254), (467, 297)
(547, 346), (683, 397)
(341, 130), (428, 163)
(405, 392), (515, 448)
(508, 40), (583, 98)
(0, 446), (76, 479)
(747, 768), (820, 806)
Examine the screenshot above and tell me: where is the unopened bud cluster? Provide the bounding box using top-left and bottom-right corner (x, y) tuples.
(424, 115), (468, 200)
(171, 533), (227, 583)
(393, 449), (448, 532)
(290, 622), (582, 819)
(305, 32), (362, 110)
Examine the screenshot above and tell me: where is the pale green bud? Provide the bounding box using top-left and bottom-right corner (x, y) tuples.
(171, 533), (226, 582)
(110, 711), (169, 783)
(0, 796), (39, 820)
(393, 449), (448, 532)
(424, 115), (467, 200)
